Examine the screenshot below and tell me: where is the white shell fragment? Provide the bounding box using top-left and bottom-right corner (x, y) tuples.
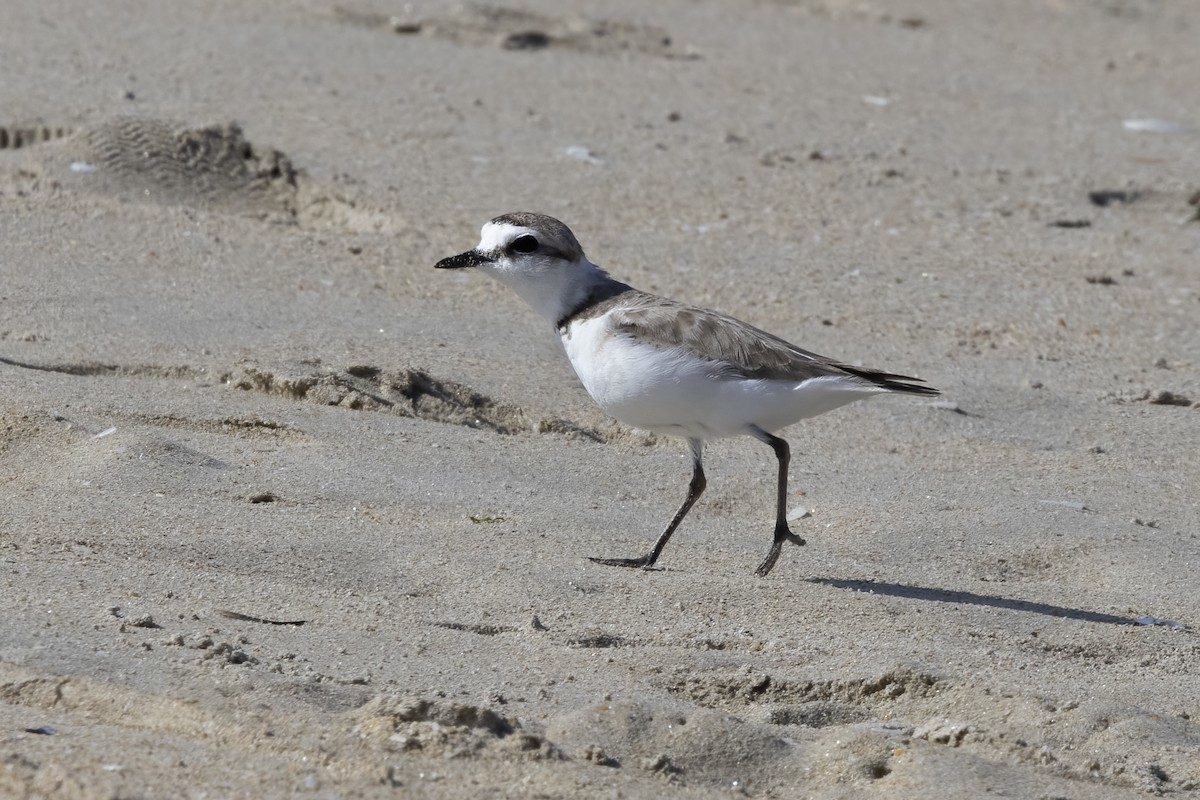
(564, 145), (603, 165)
(786, 505), (812, 522)
(1122, 118), (1189, 134)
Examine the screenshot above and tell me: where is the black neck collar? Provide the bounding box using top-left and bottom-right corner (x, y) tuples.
(555, 282), (633, 332)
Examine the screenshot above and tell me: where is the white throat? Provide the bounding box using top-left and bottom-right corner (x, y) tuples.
(482, 255), (613, 327)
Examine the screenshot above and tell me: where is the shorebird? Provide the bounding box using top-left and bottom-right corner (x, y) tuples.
(436, 212), (938, 575)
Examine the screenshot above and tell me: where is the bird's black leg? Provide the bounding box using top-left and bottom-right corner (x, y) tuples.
(590, 438), (705, 570)
(748, 425), (805, 577)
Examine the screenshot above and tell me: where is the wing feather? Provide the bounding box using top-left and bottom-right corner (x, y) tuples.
(607, 292), (938, 395)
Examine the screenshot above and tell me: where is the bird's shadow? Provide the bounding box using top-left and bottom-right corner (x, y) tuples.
(807, 577), (1179, 628)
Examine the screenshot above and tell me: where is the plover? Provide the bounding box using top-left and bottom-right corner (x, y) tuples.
(436, 212), (939, 576)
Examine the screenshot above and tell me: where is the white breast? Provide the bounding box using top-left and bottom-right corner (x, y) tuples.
(560, 312), (880, 438)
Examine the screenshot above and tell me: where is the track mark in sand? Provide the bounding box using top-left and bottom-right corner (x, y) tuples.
(82, 118), (297, 211)
(761, 701), (870, 728)
(230, 362), (606, 440)
(665, 665), (1200, 792)
(0, 353), (609, 440)
(0, 117), (405, 234)
(0, 355), (206, 381)
(351, 693), (559, 760)
(231, 362), (528, 434)
(334, 4), (700, 59)
(0, 360), (296, 440)
(0, 125), (74, 150)
(1104, 387), (1197, 408)
(545, 700), (810, 789)
(568, 631), (637, 649)
(668, 666), (943, 713)
(432, 621), (518, 636)
(116, 412), (302, 438)
(1085, 186), (1200, 224)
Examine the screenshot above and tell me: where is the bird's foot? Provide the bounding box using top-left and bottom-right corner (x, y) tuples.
(754, 549), (782, 578)
(754, 525), (806, 577)
(588, 554), (659, 570)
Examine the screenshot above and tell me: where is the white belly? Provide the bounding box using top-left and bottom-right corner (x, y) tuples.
(561, 316), (881, 438)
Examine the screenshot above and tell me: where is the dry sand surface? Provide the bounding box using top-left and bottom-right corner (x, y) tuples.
(2, 0), (1199, 797)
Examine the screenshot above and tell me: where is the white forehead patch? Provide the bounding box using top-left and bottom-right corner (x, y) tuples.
(477, 221), (534, 254)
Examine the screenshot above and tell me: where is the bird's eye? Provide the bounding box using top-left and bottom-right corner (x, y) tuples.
(510, 235), (539, 254)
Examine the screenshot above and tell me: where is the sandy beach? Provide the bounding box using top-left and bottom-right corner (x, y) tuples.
(2, 0), (1198, 796)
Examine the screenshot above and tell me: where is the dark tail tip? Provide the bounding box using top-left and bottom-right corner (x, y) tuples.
(844, 366), (940, 396)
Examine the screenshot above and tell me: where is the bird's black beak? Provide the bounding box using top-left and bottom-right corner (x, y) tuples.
(435, 250), (493, 270)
